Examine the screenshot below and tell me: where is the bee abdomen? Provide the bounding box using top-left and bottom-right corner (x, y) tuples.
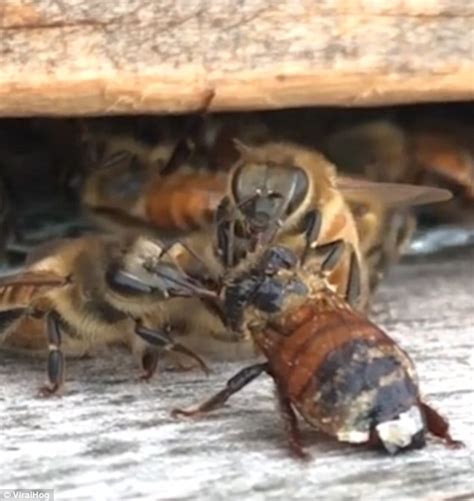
(145, 172), (227, 231)
(308, 338), (421, 444)
(316, 339), (417, 410)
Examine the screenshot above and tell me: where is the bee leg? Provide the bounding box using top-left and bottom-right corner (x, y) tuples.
(274, 381), (309, 460)
(366, 245), (386, 291)
(314, 239), (346, 273)
(171, 362), (269, 418)
(215, 196), (236, 267)
(151, 262), (218, 300)
(345, 248), (362, 308)
(300, 209), (322, 265)
(139, 350), (159, 381)
(159, 89), (214, 176)
(421, 402), (464, 449)
(38, 311), (65, 397)
(134, 322), (210, 376)
(107, 269), (154, 294)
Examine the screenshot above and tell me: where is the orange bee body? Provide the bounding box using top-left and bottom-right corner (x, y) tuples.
(412, 127), (474, 199)
(145, 171), (227, 232)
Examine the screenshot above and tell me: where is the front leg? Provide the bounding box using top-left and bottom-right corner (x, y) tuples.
(107, 263), (216, 301)
(38, 311), (66, 397)
(215, 196), (237, 268)
(134, 321), (210, 376)
(300, 209), (322, 265)
(299, 208), (363, 309)
(172, 362), (269, 418)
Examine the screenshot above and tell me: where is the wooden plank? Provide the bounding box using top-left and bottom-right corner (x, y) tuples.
(0, 1), (473, 116)
(0, 247), (473, 499)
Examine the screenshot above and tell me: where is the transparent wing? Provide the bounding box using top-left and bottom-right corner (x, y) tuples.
(337, 176), (452, 207)
(0, 271), (68, 310)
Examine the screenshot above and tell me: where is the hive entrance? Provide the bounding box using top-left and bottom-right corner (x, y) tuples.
(0, 101), (471, 270)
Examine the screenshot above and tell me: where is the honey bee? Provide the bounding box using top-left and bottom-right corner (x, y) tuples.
(324, 119), (473, 222)
(80, 109), (269, 236)
(79, 132), (173, 235)
(411, 121), (474, 201)
(172, 227), (462, 458)
(0, 234), (209, 395)
(204, 141), (451, 310)
(83, 124), (451, 304)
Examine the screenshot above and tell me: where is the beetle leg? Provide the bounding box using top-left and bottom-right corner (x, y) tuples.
(171, 362), (269, 418)
(274, 381), (310, 460)
(135, 322), (209, 376)
(38, 311), (65, 397)
(421, 402), (464, 449)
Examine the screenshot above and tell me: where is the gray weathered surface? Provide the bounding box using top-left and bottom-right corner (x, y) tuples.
(1, 0), (473, 116)
(1, 248), (473, 500)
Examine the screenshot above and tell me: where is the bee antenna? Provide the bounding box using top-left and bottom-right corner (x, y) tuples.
(159, 89), (215, 177)
(233, 139), (252, 157)
(153, 268), (217, 300)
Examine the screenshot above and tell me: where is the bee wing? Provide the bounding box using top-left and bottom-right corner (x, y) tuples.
(24, 238), (73, 267)
(337, 176), (452, 207)
(0, 270), (68, 310)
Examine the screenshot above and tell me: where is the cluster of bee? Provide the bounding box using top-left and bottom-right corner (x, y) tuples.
(0, 102), (467, 458)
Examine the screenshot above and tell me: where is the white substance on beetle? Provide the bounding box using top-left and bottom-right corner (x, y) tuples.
(336, 429), (370, 444)
(376, 406), (424, 454)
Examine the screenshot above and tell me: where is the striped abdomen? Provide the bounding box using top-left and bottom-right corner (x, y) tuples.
(145, 171), (227, 231)
(254, 295), (420, 442)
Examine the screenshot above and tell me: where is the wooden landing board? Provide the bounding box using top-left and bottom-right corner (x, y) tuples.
(0, 247), (473, 499)
(1, 1), (473, 116)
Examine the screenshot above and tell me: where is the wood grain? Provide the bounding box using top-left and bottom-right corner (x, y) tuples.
(0, 247), (473, 500)
(0, 1), (473, 116)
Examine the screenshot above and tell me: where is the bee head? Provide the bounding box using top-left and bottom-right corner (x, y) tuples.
(230, 161), (309, 235)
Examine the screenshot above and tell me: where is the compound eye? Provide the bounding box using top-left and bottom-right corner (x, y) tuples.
(231, 163), (268, 204)
(271, 166), (309, 215)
